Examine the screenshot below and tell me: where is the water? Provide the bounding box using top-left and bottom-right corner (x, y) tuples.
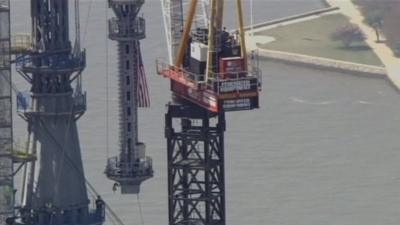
(10, 1), (400, 225)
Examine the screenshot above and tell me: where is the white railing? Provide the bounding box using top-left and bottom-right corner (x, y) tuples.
(156, 57), (262, 94)
(0, 44), (10, 68)
(73, 91), (87, 113)
(0, 0), (9, 10)
(109, 17), (146, 40)
(156, 59), (206, 86)
(11, 34), (32, 53)
(16, 91), (87, 114)
(106, 156), (153, 178)
(16, 50), (86, 71)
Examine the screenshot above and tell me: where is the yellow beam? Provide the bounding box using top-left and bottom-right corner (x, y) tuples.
(236, 0), (247, 68)
(174, 0), (198, 67)
(215, 0), (224, 30)
(205, 0), (218, 82)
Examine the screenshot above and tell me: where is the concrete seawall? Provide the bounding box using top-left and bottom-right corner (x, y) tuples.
(244, 6), (339, 31)
(258, 49), (387, 78)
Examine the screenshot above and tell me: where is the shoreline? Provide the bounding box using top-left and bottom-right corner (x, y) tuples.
(246, 0), (387, 78)
(244, 6), (339, 32)
(258, 49), (386, 79)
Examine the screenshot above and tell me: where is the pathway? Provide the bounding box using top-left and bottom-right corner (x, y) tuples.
(326, 0), (400, 89)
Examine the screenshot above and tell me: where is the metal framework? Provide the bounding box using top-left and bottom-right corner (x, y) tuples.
(105, 0), (153, 194)
(165, 103), (226, 225)
(161, 0), (209, 64)
(13, 0), (104, 224)
(0, 1), (14, 224)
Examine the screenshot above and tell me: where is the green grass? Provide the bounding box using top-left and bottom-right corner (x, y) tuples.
(256, 14), (383, 66)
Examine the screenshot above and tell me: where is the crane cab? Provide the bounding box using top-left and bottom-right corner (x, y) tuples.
(157, 29), (261, 112)
(157, 0), (261, 113)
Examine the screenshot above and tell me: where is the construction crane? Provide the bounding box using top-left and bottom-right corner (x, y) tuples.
(105, 0), (153, 194)
(158, 1), (262, 225)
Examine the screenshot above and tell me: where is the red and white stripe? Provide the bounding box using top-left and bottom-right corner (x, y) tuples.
(136, 43), (150, 108)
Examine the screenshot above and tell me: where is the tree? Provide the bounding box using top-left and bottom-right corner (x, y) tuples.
(395, 42), (400, 57)
(364, 9), (384, 42)
(382, 1), (400, 55)
(331, 24), (366, 48)
(356, 0), (400, 56)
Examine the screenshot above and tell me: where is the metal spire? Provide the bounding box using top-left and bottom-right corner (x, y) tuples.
(105, 0), (153, 194)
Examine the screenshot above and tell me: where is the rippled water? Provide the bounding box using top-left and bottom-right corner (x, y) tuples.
(10, 1), (400, 225)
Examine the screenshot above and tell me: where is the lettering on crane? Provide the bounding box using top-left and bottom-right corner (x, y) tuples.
(219, 80), (251, 93)
(222, 98), (252, 111)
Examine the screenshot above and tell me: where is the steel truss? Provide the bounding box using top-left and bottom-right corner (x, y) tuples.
(165, 103), (226, 225)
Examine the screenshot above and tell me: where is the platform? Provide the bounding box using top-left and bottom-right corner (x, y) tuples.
(157, 59), (261, 112)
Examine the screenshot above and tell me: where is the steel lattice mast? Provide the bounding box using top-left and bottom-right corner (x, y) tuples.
(13, 0), (105, 224)
(165, 104), (226, 225)
(105, 0), (153, 194)
(0, 0), (14, 223)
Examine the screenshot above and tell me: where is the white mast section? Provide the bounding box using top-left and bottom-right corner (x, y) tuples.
(161, 0), (183, 64)
(161, 0), (210, 64)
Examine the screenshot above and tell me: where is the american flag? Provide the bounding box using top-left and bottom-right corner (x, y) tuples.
(136, 42), (150, 108)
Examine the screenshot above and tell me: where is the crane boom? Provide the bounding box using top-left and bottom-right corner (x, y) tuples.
(236, 0), (247, 66)
(174, 0), (198, 67)
(205, 0), (217, 81)
(215, 0), (224, 29)
(161, 0), (184, 65)
(161, 0), (210, 64)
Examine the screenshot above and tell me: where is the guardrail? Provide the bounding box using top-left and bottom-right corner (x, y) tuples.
(11, 34), (31, 53)
(109, 17), (146, 40)
(105, 156), (153, 178)
(16, 50), (86, 72)
(16, 91), (87, 114)
(0, 43), (10, 69)
(156, 56), (262, 95)
(73, 92), (87, 113)
(0, 0), (9, 11)
(243, 6), (340, 31)
(107, 0), (144, 5)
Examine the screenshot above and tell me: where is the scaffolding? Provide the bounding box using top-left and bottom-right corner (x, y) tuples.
(0, 0), (14, 224)
(165, 103), (226, 225)
(161, 0), (210, 64)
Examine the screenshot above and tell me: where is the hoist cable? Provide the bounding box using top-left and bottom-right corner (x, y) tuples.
(105, 0), (110, 159)
(82, 0), (94, 46)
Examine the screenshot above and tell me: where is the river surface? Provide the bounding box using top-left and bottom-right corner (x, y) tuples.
(10, 1), (400, 225)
